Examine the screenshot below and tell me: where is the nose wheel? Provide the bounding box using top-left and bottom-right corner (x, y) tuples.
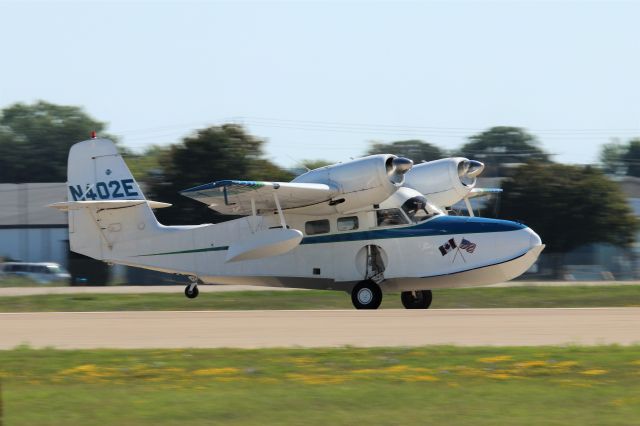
(351, 280), (382, 309)
(401, 290), (432, 309)
(184, 283), (199, 299)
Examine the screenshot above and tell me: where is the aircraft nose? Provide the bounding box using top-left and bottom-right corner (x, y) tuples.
(524, 226), (542, 248)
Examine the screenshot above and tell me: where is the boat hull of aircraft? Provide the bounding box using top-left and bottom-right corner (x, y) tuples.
(168, 244), (544, 292)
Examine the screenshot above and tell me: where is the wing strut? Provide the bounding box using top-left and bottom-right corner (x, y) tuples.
(463, 196), (475, 217)
(250, 198), (257, 217)
(247, 197), (259, 232)
(272, 192), (287, 228)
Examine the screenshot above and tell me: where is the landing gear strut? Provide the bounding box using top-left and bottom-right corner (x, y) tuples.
(185, 281), (199, 299)
(401, 290), (432, 309)
(351, 280), (382, 310)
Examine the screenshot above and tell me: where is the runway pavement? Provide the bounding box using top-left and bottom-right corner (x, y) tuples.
(1, 307), (638, 349)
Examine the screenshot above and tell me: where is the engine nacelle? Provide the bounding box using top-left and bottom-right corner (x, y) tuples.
(403, 157), (484, 207)
(291, 154), (413, 214)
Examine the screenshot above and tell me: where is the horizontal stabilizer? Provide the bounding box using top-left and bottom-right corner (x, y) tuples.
(180, 180), (336, 215)
(48, 200), (171, 211)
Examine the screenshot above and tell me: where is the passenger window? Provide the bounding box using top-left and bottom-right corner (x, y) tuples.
(337, 216), (359, 231)
(376, 208), (409, 227)
(305, 219), (330, 235)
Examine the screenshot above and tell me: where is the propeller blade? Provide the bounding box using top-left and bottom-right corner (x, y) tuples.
(457, 160), (470, 177)
(466, 160), (485, 178)
(392, 157), (413, 175)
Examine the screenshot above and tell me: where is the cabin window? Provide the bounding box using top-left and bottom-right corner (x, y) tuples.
(305, 219), (330, 235)
(376, 208), (409, 227)
(337, 216), (359, 231)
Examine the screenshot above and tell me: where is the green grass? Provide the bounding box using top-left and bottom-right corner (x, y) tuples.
(1, 345), (640, 425)
(0, 276), (66, 287)
(0, 285), (640, 312)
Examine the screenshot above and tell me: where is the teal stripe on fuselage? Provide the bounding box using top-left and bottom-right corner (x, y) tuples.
(300, 215), (526, 245)
(135, 245), (229, 257)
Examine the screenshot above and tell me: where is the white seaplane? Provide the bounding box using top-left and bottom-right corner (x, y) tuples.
(50, 137), (544, 309)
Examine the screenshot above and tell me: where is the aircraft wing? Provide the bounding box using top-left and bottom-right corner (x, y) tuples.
(180, 180), (337, 215)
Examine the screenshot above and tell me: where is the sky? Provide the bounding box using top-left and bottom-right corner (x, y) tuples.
(1, 1), (639, 168)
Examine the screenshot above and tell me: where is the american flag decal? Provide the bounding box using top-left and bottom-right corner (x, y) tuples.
(460, 238), (477, 253)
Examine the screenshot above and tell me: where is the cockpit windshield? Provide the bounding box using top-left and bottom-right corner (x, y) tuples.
(401, 196), (439, 223)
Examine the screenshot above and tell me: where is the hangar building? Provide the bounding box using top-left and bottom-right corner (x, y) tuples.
(0, 183), (69, 267)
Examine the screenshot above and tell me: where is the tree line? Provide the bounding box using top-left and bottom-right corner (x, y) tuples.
(1, 101), (637, 274)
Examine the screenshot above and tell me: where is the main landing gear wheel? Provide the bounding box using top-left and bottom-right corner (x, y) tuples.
(184, 284), (199, 299)
(351, 280), (382, 310)
(401, 290), (433, 309)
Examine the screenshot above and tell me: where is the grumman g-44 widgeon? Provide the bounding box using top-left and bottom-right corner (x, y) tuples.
(49, 137), (544, 309)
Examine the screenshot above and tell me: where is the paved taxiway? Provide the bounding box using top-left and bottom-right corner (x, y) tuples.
(1, 307), (638, 349)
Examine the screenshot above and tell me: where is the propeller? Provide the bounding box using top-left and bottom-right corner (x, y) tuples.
(387, 156), (413, 184)
(458, 160), (485, 186)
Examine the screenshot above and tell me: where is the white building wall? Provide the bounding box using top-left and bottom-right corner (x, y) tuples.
(0, 183), (69, 268)
(0, 227), (69, 267)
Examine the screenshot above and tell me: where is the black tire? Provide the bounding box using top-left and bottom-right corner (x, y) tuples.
(184, 285), (199, 299)
(401, 290), (432, 309)
(351, 280), (382, 310)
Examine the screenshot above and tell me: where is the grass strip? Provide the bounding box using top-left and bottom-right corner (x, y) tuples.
(1, 345), (639, 425)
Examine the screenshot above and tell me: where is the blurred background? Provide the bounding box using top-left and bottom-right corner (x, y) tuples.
(1, 1), (639, 286)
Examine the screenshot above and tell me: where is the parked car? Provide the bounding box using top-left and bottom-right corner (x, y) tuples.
(0, 262), (71, 284)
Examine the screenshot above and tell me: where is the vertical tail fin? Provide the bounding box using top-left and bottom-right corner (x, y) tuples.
(67, 138), (145, 202)
(61, 138), (166, 261)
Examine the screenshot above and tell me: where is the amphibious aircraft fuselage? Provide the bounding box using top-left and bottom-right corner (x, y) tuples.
(51, 138), (544, 309)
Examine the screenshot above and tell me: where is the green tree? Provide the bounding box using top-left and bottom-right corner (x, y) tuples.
(123, 145), (168, 181)
(0, 101), (111, 182)
(599, 138), (640, 177)
(458, 127), (550, 177)
(366, 140), (445, 163)
(624, 140), (640, 177)
(599, 140), (626, 175)
(298, 159), (333, 171)
(499, 162), (637, 277)
(148, 124), (294, 225)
